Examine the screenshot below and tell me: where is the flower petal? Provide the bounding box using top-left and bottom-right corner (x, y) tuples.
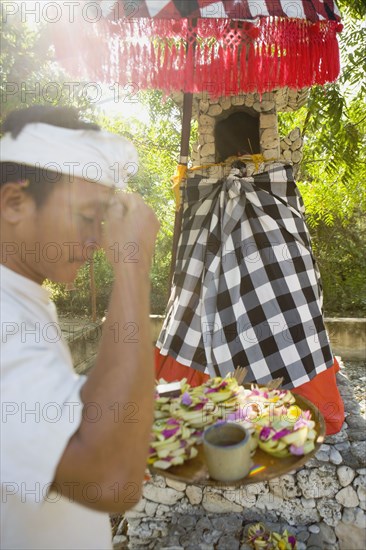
(181, 392), (193, 406)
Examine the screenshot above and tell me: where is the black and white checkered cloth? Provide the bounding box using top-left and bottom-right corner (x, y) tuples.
(156, 164), (334, 389)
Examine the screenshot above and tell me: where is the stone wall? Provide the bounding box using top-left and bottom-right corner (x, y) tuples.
(114, 365), (366, 550)
(326, 319), (366, 362)
(172, 88), (309, 179)
(60, 318), (102, 374)
(151, 316), (366, 362)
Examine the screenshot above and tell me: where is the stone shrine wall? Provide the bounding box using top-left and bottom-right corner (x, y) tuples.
(114, 365), (366, 550)
(172, 87), (309, 179)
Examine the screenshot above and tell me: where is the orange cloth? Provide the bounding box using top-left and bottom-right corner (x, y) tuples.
(154, 349), (344, 435)
(155, 348), (209, 387)
(292, 357), (344, 435)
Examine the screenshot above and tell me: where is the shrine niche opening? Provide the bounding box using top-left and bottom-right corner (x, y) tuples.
(214, 110), (260, 162)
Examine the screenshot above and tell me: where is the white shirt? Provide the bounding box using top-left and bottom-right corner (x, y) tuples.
(0, 265), (112, 549)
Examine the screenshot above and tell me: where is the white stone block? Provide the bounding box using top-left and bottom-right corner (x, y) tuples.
(337, 466), (355, 487)
(291, 136), (303, 151)
(142, 485), (184, 505)
(199, 114), (215, 127)
(330, 448), (343, 465)
(317, 497), (342, 527)
(208, 104), (223, 116)
(132, 497), (146, 513)
(151, 475), (166, 488)
(297, 465), (339, 499)
(292, 150), (302, 164)
(301, 497), (316, 508)
(289, 127), (301, 141)
(342, 508), (355, 524)
(200, 143), (215, 157)
(269, 474), (300, 499)
(145, 501), (158, 516)
(261, 92), (274, 102)
(232, 95), (245, 106)
(263, 148), (279, 160)
(165, 479), (187, 492)
(202, 492), (243, 513)
(200, 100), (209, 114)
(275, 89), (288, 110)
(253, 100), (275, 112)
(354, 508), (366, 529)
(260, 114), (277, 129)
(261, 128), (277, 142)
(220, 97), (232, 110)
(319, 522), (337, 544)
(335, 520), (366, 550)
(256, 494), (282, 511)
(186, 485), (203, 505)
(354, 477), (366, 510)
(156, 503), (171, 517)
(336, 486), (360, 507)
(200, 155), (215, 164)
(262, 138), (280, 150)
(113, 534), (128, 547)
(125, 509), (145, 519)
(199, 125), (214, 135)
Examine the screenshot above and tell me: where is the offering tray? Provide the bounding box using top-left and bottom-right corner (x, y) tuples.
(149, 392), (325, 487)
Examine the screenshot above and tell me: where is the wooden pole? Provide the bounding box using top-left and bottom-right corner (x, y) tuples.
(89, 256), (97, 322)
(168, 91), (193, 292)
(167, 18), (197, 294)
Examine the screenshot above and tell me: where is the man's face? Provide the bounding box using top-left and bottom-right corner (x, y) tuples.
(2, 178), (114, 284)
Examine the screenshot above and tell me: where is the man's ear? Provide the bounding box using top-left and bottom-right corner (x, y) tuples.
(0, 183), (34, 224)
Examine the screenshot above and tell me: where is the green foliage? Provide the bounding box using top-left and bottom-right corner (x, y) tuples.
(99, 92), (181, 313)
(311, 215), (366, 317)
(45, 250), (114, 317)
(2, 9), (365, 318)
(277, 5), (366, 316)
(0, 16), (94, 121)
(99, 90), (199, 313)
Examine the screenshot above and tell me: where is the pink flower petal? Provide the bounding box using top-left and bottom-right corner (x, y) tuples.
(289, 535), (297, 547)
(272, 428), (292, 440)
(162, 427), (179, 438)
(290, 444), (304, 455)
(181, 392), (193, 406)
(259, 426), (273, 440)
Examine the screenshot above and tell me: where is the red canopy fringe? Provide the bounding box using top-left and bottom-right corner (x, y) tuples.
(53, 17), (341, 96)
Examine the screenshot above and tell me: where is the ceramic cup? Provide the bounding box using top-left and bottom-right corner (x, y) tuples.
(203, 422), (252, 482)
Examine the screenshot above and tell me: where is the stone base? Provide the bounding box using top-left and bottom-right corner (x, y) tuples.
(115, 367), (366, 550)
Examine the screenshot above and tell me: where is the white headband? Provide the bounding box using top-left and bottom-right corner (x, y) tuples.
(0, 123), (138, 189)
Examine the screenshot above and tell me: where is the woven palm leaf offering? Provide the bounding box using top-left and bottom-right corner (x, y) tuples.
(149, 374), (324, 482)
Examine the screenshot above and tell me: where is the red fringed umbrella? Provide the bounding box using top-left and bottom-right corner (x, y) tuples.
(54, 0), (342, 96)
(52, 0), (342, 284)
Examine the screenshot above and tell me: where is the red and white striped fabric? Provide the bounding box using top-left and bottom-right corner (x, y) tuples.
(102, 0), (341, 23)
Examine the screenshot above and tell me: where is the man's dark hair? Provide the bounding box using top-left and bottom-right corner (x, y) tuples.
(0, 106), (100, 207)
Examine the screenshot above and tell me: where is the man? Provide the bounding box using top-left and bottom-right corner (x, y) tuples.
(0, 106), (159, 549)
